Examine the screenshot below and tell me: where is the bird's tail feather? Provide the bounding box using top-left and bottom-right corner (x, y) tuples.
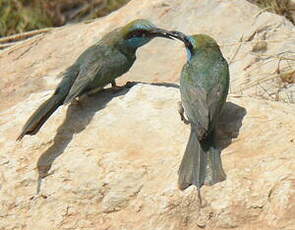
(17, 65), (79, 141)
(16, 93), (64, 141)
(178, 127), (207, 190)
(178, 126), (226, 191)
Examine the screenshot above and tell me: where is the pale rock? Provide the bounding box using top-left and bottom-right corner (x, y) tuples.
(0, 83), (294, 229)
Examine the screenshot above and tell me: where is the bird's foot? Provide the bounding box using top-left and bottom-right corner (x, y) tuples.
(111, 81), (134, 94)
(177, 101), (190, 125)
(124, 81), (136, 88)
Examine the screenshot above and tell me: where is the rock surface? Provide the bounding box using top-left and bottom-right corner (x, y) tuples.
(1, 84), (295, 230)
(0, 0), (294, 229)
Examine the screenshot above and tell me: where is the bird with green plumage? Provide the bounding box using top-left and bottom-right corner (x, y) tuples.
(169, 32), (230, 203)
(17, 19), (172, 140)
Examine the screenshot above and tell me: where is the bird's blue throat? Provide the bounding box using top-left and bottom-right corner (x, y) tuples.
(186, 48), (193, 61)
(185, 36), (196, 61)
(127, 37), (152, 48)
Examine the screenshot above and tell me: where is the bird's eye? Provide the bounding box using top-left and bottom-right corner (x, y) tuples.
(128, 30), (146, 39)
(132, 33), (139, 38)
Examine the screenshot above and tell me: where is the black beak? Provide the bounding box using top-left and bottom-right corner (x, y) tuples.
(167, 31), (190, 46)
(148, 28), (174, 39)
(167, 30), (194, 53)
(167, 31), (186, 41)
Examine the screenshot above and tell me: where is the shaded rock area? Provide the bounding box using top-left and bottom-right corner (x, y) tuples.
(0, 0), (294, 229)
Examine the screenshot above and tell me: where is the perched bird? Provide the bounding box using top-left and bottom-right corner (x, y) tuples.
(17, 19), (172, 140)
(170, 32), (229, 201)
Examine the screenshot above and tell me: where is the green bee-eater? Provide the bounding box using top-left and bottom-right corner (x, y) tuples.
(170, 32), (230, 200)
(17, 19), (172, 140)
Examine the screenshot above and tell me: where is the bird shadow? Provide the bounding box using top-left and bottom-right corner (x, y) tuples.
(126, 81), (180, 89)
(214, 101), (247, 150)
(36, 81), (179, 193)
(36, 86), (131, 193)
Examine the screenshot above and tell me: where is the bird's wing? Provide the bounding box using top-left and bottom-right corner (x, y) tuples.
(180, 63), (210, 136)
(63, 44), (132, 105)
(180, 80), (210, 134)
(180, 57), (229, 136)
(207, 59), (229, 127)
(63, 55), (103, 104)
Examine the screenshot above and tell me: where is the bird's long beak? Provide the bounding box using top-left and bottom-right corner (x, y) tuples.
(167, 31), (194, 52)
(167, 31), (189, 45)
(148, 28), (174, 39)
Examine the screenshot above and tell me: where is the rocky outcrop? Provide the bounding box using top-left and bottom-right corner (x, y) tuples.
(1, 84), (294, 230)
(0, 0), (294, 229)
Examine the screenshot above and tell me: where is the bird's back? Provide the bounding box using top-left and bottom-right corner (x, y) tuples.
(63, 37), (136, 103)
(78, 43), (134, 87)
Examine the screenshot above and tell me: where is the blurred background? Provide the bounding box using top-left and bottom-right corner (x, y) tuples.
(248, 0), (294, 24)
(0, 0), (131, 37)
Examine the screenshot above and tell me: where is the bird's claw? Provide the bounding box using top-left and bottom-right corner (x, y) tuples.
(111, 81), (135, 94)
(177, 101), (190, 125)
(124, 81), (136, 88)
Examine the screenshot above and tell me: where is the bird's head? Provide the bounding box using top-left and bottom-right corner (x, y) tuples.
(168, 31), (219, 60)
(120, 19), (173, 49)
